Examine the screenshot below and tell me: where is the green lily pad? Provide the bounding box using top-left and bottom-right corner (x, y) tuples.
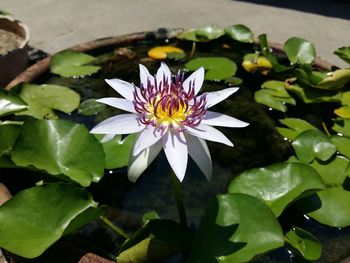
(16, 83), (80, 119)
(187, 193), (284, 263)
(224, 24), (253, 43)
(332, 120), (350, 137)
(0, 89), (27, 117)
(331, 135), (350, 159)
(78, 98), (106, 116)
(177, 26), (224, 42)
(185, 57), (237, 81)
(292, 129), (336, 163)
(317, 69), (350, 90)
(0, 183), (100, 258)
(294, 67), (327, 87)
(334, 105), (350, 119)
(0, 124), (21, 157)
(254, 81), (296, 112)
(334, 46), (350, 65)
(228, 163), (325, 216)
(50, 50), (101, 77)
(11, 119), (105, 187)
(283, 37), (316, 65)
(276, 118), (316, 140)
(341, 91), (350, 105)
(118, 219), (193, 263)
(285, 227), (322, 261)
(96, 134), (137, 169)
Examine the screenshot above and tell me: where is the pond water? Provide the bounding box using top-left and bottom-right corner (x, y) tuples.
(30, 34), (350, 262)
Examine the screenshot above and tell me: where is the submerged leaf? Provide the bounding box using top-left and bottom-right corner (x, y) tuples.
(16, 83), (80, 119)
(78, 98), (106, 116)
(224, 24), (253, 43)
(50, 50), (101, 77)
(283, 37), (316, 65)
(185, 57), (237, 81)
(0, 183), (99, 258)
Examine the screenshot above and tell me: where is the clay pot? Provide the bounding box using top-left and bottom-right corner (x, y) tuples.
(0, 15), (30, 88)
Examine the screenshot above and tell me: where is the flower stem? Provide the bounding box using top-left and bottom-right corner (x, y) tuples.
(100, 216), (129, 239)
(170, 170), (188, 227)
(190, 42), (196, 57)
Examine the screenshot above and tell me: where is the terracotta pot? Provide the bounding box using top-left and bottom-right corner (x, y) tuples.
(0, 15), (30, 88)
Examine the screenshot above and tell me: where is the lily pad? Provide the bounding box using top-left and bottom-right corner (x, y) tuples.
(224, 24), (253, 43)
(332, 119), (350, 137)
(11, 119), (105, 187)
(242, 53), (272, 75)
(0, 124), (21, 157)
(177, 26), (224, 42)
(0, 183), (100, 258)
(50, 50), (101, 77)
(284, 227), (322, 261)
(334, 105), (350, 119)
(276, 118), (316, 140)
(78, 98), (106, 116)
(283, 37), (316, 65)
(292, 129), (336, 163)
(334, 46), (350, 65)
(187, 193), (284, 263)
(147, 46), (185, 60)
(118, 219), (193, 263)
(331, 135), (350, 159)
(185, 57), (237, 81)
(0, 89), (27, 117)
(317, 69), (350, 90)
(16, 83), (80, 119)
(228, 163), (325, 216)
(341, 91), (350, 105)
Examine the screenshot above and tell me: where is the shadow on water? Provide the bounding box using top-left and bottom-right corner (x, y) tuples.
(233, 0), (350, 19)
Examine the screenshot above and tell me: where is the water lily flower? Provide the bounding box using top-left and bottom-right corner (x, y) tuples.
(91, 63), (248, 182)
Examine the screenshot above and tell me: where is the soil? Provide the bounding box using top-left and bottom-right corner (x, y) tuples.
(0, 29), (24, 56)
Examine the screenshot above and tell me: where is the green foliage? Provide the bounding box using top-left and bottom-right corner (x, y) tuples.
(16, 83), (80, 119)
(224, 24), (254, 43)
(332, 119), (350, 137)
(276, 118), (316, 140)
(78, 98), (106, 116)
(228, 162), (325, 216)
(0, 123), (21, 157)
(11, 119), (105, 186)
(334, 46), (350, 65)
(185, 57), (237, 81)
(284, 227), (322, 261)
(331, 135), (350, 159)
(50, 50), (101, 77)
(177, 26), (224, 42)
(0, 183), (101, 258)
(0, 89), (27, 117)
(283, 37), (316, 65)
(118, 219), (193, 263)
(188, 193), (284, 263)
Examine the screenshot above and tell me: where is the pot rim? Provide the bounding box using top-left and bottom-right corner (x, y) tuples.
(0, 15), (30, 49)
(5, 28), (334, 90)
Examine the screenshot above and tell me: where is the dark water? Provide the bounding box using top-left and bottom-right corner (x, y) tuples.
(30, 36), (350, 262)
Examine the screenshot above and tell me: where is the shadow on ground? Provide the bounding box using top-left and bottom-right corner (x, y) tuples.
(234, 0), (350, 19)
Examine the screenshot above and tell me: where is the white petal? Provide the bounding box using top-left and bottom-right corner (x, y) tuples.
(156, 62), (171, 87)
(128, 141), (162, 182)
(202, 111), (249, 128)
(90, 114), (144, 135)
(162, 131), (188, 182)
(96, 98), (136, 113)
(183, 67), (205, 95)
(100, 134), (116, 143)
(105, 79), (135, 100)
(205, 87), (239, 108)
(139, 64), (154, 88)
(133, 126), (163, 156)
(184, 133), (212, 180)
(185, 123), (233, 147)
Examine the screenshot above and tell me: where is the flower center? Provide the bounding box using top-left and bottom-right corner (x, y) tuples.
(133, 73), (207, 130)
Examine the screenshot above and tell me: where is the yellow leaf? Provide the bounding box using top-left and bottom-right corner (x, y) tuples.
(148, 46), (185, 60)
(242, 56), (272, 75)
(334, 106), (350, 119)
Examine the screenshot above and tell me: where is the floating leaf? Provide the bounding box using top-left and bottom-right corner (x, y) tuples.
(285, 227), (322, 261)
(0, 124), (21, 157)
(276, 118), (316, 140)
(188, 193), (284, 263)
(334, 105), (350, 119)
(228, 163), (325, 216)
(317, 69), (350, 90)
(0, 183), (99, 258)
(147, 46), (185, 60)
(11, 119), (105, 187)
(118, 219), (193, 263)
(177, 26), (224, 42)
(341, 91), (350, 105)
(331, 135), (350, 159)
(332, 119), (350, 137)
(16, 83), (80, 119)
(96, 134), (137, 169)
(292, 129), (336, 163)
(283, 37), (316, 65)
(50, 50), (101, 77)
(334, 46), (350, 65)
(185, 57), (237, 81)
(78, 98), (106, 116)
(0, 89), (27, 117)
(242, 54), (272, 75)
(224, 24), (253, 43)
